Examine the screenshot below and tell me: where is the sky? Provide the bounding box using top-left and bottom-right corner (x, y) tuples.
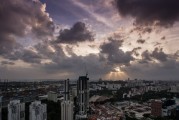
(0, 0), (179, 81)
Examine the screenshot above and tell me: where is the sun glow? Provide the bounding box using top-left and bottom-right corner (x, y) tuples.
(114, 67), (121, 72)
(104, 67), (127, 80)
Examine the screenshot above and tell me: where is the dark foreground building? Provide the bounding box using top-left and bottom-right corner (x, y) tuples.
(76, 75), (89, 120)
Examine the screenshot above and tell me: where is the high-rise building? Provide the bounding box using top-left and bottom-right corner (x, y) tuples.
(29, 101), (47, 120)
(71, 87), (77, 100)
(61, 100), (73, 120)
(151, 100), (162, 117)
(0, 96), (2, 120)
(8, 100), (25, 120)
(61, 79), (73, 120)
(64, 79), (70, 101)
(151, 99), (176, 117)
(76, 75), (89, 120)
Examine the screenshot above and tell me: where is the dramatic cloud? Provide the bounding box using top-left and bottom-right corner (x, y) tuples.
(115, 0), (179, 27)
(140, 48), (169, 63)
(56, 22), (94, 44)
(100, 38), (134, 65)
(151, 48), (168, 62)
(3, 49), (43, 64)
(130, 26), (152, 34)
(140, 50), (152, 63)
(0, 36), (22, 55)
(131, 47), (142, 56)
(137, 39), (145, 44)
(41, 54), (113, 78)
(0, 0), (54, 55)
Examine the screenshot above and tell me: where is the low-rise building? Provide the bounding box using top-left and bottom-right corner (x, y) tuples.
(47, 91), (58, 102)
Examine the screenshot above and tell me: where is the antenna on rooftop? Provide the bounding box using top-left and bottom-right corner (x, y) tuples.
(84, 62), (88, 77)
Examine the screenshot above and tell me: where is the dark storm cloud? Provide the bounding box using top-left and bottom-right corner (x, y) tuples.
(20, 49), (43, 63)
(152, 48), (168, 62)
(115, 0), (179, 27)
(140, 50), (152, 63)
(56, 22), (94, 44)
(0, 36), (22, 55)
(161, 36), (166, 40)
(0, 0), (54, 55)
(137, 39), (145, 44)
(100, 39), (134, 65)
(140, 48), (168, 63)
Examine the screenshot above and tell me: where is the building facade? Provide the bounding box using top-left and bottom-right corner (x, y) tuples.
(64, 79), (70, 101)
(8, 100), (25, 120)
(0, 96), (2, 120)
(76, 75), (89, 120)
(151, 100), (163, 117)
(29, 101), (47, 120)
(61, 100), (73, 120)
(151, 99), (176, 117)
(47, 91), (58, 102)
(61, 79), (73, 120)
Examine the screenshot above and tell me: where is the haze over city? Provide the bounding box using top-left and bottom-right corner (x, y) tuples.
(0, 0), (179, 80)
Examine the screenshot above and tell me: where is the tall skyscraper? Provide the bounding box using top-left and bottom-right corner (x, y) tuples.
(61, 79), (73, 120)
(61, 100), (73, 120)
(8, 100), (25, 120)
(29, 101), (47, 120)
(0, 96), (2, 120)
(76, 75), (89, 120)
(64, 79), (70, 101)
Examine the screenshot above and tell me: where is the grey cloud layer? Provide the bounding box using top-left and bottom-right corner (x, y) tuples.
(140, 48), (169, 63)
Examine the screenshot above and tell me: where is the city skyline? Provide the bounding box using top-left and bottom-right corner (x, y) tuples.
(0, 0), (179, 80)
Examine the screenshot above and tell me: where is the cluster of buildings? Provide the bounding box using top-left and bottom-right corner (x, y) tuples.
(60, 75), (90, 120)
(90, 82), (122, 91)
(121, 102), (151, 119)
(1, 78), (179, 120)
(151, 99), (176, 117)
(0, 74), (90, 120)
(0, 99), (47, 120)
(122, 85), (170, 99)
(89, 104), (124, 120)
